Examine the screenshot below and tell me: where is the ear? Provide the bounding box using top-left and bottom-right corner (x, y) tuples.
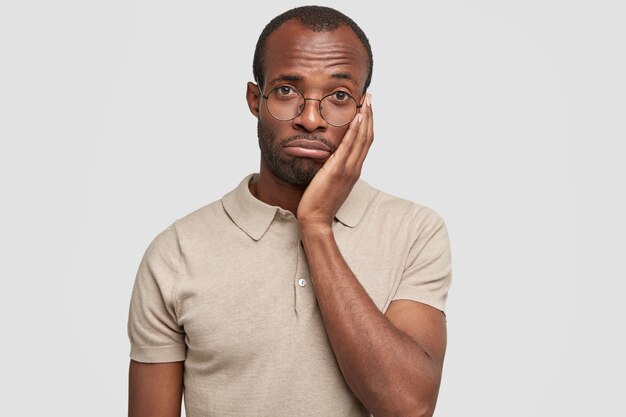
(246, 82), (261, 119)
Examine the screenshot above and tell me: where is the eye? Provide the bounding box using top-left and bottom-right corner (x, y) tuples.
(330, 91), (351, 102)
(275, 86), (298, 96)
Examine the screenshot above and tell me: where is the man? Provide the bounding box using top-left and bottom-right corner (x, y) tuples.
(128, 5), (452, 417)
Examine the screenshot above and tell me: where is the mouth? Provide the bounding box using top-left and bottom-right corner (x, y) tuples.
(283, 138), (332, 159)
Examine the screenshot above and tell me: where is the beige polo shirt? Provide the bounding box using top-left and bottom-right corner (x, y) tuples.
(128, 173), (452, 417)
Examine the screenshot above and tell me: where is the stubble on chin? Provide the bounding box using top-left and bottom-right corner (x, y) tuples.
(257, 122), (324, 186)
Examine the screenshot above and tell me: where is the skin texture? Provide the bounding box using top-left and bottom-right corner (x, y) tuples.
(129, 18), (447, 417)
(128, 360), (183, 417)
(247, 20), (448, 417)
(248, 29), (366, 212)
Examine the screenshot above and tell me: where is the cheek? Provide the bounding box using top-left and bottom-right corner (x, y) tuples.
(257, 118), (288, 150)
(332, 126), (350, 144)
(258, 103), (283, 130)
(258, 117), (285, 141)
(258, 113), (300, 142)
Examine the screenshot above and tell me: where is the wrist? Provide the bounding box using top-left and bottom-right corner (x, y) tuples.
(298, 221), (333, 239)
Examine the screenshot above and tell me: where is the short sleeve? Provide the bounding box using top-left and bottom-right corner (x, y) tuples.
(127, 225), (187, 362)
(392, 209), (452, 313)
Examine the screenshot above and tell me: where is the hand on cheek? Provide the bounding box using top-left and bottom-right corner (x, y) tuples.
(297, 94), (374, 229)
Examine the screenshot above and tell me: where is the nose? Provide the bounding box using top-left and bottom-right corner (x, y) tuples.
(292, 98), (328, 132)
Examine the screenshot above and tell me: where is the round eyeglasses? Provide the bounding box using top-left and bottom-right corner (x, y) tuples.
(261, 86), (362, 127)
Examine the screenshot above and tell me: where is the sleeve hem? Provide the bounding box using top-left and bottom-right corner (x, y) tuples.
(390, 291), (446, 313)
(130, 344), (187, 363)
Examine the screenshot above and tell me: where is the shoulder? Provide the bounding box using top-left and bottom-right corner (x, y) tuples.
(174, 198), (226, 235)
(361, 180), (446, 233)
(143, 198), (225, 262)
(143, 224), (181, 268)
(143, 175), (261, 262)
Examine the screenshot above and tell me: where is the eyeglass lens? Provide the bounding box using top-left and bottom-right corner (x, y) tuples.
(266, 88), (358, 126)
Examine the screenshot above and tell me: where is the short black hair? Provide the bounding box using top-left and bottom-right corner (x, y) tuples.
(253, 5), (373, 93)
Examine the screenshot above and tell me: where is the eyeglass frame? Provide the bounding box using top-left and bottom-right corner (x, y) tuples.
(259, 85), (363, 127)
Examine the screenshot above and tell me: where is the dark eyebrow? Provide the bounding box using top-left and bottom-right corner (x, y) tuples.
(269, 74), (304, 85)
(270, 73), (359, 86)
(331, 72), (359, 87)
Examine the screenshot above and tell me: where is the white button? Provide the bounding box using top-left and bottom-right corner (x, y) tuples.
(298, 278), (308, 287)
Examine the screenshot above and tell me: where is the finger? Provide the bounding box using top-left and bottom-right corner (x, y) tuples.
(333, 109), (364, 161)
(360, 94), (374, 160)
(347, 94), (373, 168)
(346, 112), (369, 168)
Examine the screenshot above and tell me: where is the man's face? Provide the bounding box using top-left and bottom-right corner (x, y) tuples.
(247, 20), (369, 186)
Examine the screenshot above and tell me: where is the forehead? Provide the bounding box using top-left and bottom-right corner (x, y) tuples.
(263, 20), (368, 89)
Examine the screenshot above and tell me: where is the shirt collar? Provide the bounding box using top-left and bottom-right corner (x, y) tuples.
(334, 179), (374, 228)
(221, 173), (374, 241)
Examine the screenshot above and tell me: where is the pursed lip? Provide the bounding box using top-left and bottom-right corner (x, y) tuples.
(284, 139), (332, 152)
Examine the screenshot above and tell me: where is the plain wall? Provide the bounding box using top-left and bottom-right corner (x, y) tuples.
(1, 0), (624, 415)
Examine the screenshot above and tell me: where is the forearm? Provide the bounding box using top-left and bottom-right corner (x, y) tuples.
(300, 225), (441, 417)
(129, 360), (184, 417)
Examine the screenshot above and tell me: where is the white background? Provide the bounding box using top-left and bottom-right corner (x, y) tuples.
(1, 0), (624, 416)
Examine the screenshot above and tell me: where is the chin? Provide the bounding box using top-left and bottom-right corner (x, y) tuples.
(269, 159), (320, 187)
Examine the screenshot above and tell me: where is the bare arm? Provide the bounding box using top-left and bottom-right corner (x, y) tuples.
(300, 229), (445, 417)
(298, 95), (447, 417)
(128, 360), (184, 417)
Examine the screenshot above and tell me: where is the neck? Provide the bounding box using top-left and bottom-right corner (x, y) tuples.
(249, 166), (306, 216)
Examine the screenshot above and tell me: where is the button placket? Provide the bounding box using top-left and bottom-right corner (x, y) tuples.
(294, 239), (315, 316)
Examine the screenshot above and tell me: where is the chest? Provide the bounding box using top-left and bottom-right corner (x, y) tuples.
(175, 220), (405, 368)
